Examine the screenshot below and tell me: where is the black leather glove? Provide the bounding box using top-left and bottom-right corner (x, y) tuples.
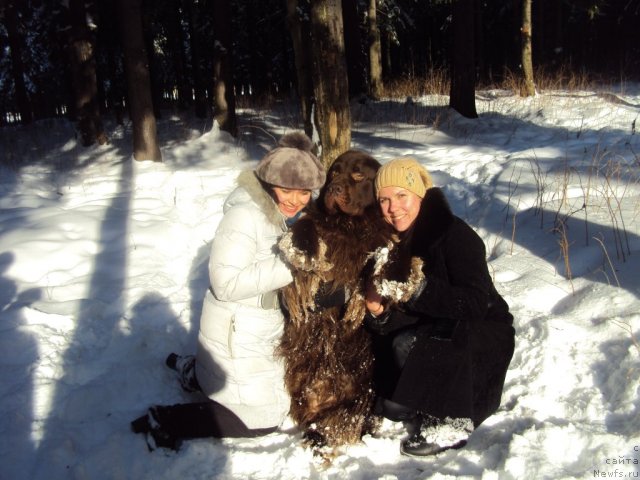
(314, 283), (347, 309)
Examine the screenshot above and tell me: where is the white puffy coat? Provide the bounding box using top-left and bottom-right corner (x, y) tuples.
(196, 170), (293, 429)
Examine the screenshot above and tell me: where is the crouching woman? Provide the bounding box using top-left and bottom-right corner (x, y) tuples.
(364, 158), (515, 457)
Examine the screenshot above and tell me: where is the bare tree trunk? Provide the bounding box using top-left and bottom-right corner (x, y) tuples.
(474, 0), (485, 80)
(449, 0), (478, 119)
(342, 0), (366, 97)
(310, 0), (352, 166)
(105, 41), (125, 126)
(117, 0), (162, 162)
(520, 0), (535, 96)
(169, 0), (191, 109)
(367, 0), (383, 99)
(382, 27), (392, 76)
(285, 0), (315, 139)
(141, 7), (163, 118)
(212, 0), (237, 136)
(68, 0), (108, 145)
(246, 0), (267, 97)
(97, 0), (125, 125)
(4, 0), (32, 125)
(186, 0), (208, 118)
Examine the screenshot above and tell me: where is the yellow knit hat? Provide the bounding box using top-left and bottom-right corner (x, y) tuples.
(375, 158), (434, 198)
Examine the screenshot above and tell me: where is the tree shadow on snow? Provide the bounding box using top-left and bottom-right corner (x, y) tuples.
(29, 156), (135, 479)
(0, 252), (41, 480)
(27, 157), (228, 478)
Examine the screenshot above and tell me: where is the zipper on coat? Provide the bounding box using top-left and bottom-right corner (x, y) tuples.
(228, 314), (236, 357)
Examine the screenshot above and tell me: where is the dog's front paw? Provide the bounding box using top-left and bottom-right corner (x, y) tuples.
(303, 428), (326, 448)
(370, 254), (425, 304)
(279, 225), (332, 273)
(289, 218), (319, 257)
(303, 428), (337, 464)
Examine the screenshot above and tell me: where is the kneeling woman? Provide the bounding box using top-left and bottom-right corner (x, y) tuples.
(365, 158), (515, 457)
(131, 132), (326, 450)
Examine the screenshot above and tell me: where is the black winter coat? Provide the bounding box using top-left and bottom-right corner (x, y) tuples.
(371, 187), (515, 427)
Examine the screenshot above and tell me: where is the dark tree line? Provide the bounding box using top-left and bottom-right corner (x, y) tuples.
(0, 0), (638, 162)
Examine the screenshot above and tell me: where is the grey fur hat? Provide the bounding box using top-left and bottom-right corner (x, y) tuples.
(255, 132), (326, 190)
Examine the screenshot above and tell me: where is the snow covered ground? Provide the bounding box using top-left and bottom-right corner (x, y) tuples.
(1, 87), (639, 479)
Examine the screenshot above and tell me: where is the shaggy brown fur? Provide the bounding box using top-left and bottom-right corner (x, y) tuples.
(277, 150), (394, 454)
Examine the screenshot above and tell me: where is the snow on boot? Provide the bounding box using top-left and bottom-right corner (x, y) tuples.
(400, 414), (472, 457)
(165, 353), (200, 393)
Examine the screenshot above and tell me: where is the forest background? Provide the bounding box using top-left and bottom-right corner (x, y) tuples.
(1, 0), (639, 166)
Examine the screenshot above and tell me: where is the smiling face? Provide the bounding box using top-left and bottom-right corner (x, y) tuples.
(377, 186), (422, 232)
(320, 151), (381, 216)
(272, 187), (312, 218)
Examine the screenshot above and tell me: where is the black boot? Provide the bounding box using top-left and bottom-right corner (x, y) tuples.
(165, 353), (179, 369)
(400, 435), (467, 457)
(131, 413), (151, 434)
(131, 407), (182, 452)
(165, 353), (201, 393)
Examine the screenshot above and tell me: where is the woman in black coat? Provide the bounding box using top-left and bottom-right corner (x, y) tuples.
(365, 158), (515, 457)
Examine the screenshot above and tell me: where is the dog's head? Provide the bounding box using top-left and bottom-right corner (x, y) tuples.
(319, 150), (381, 216)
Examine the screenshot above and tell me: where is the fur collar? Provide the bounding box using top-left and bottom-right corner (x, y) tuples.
(406, 187), (455, 255)
(235, 170), (286, 228)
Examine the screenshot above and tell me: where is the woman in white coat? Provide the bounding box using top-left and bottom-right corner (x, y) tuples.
(131, 132), (326, 451)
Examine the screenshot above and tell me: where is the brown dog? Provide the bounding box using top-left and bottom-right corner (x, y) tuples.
(277, 150), (394, 456)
